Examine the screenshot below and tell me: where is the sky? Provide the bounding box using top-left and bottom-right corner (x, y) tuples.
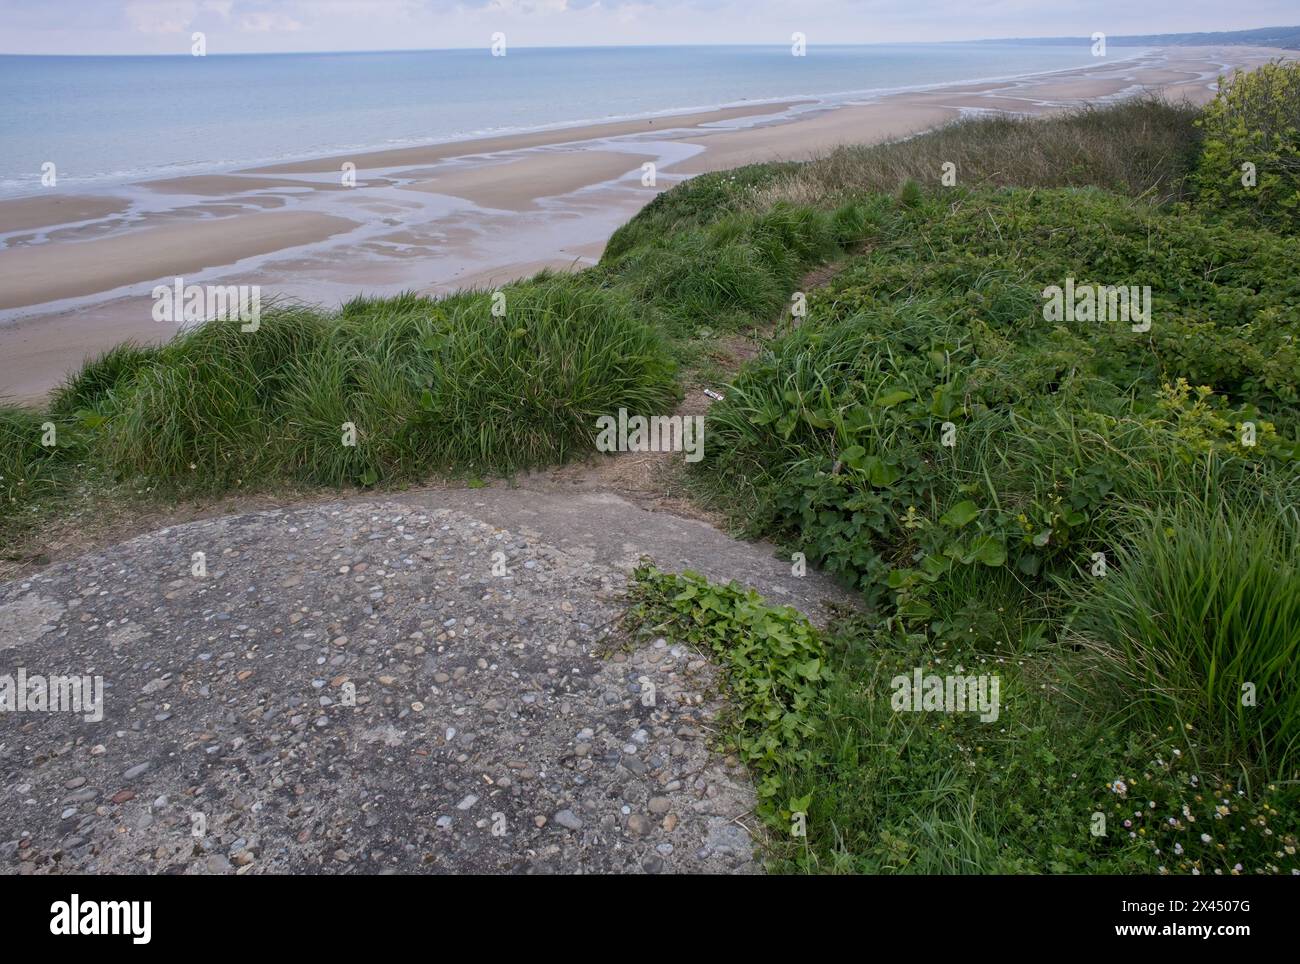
(0, 0), (1295, 55)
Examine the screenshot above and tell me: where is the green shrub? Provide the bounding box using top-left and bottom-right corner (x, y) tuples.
(1195, 60), (1300, 232)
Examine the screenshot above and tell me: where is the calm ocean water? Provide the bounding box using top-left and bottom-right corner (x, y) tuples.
(0, 44), (1118, 196)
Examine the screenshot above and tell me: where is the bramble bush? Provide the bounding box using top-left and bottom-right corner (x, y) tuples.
(1195, 60), (1300, 232)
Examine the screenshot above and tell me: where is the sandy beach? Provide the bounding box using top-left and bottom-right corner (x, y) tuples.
(0, 44), (1291, 404)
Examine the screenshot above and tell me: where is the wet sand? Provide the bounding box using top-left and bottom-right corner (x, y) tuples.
(402, 150), (659, 212)
(0, 211), (358, 310)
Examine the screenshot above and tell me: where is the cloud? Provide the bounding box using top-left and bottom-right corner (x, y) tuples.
(238, 10), (304, 31)
(124, 0), (198, 33)
(3, 0), (1299, 54)
(486, 0), (571, 13)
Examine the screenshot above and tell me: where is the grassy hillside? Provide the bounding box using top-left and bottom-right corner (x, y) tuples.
(679, 182), (1300, 874)
(633, 67), (1300, 874)
(3, 64), (1298, 875)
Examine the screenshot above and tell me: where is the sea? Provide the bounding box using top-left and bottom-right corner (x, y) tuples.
(0, 42), (1127, 197)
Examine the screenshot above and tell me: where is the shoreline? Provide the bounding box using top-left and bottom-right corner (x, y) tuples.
(0, 46), (1158, 200)
(1, 43), (1293, 405)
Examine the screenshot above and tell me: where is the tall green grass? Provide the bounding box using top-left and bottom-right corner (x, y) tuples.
(2, 188), (881, 512)
(751, 97), (1205, 209)
(47, 341), (162, 418)
(1071, 502), (1300, 772)
(1, 405), (65, 509)
(97, 276), (677, 489)
(597, 198), (883, 336)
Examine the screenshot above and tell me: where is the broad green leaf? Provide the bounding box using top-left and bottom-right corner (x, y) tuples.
(875, 389), (913, 408)
(970, 535), (1007, 567)
(867, 458), (902, 487)
(839, 444), (866, 467)
(940, 500), (979, 528)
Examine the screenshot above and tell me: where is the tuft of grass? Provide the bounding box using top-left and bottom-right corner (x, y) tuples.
(898, 178), (923, 208)
(599, 198), (885, 337)
(417, 277), (678, 472)
(48, 341), (161, 417)
(102, 304), (328, 487)
(95, 278), (677, 491)
(1, 405), (63, 508)
(602, 163), (800, 261)
(1070, 502), (1300, 772)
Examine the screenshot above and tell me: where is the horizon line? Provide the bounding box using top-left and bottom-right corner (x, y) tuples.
(2, 26), (1297, 58)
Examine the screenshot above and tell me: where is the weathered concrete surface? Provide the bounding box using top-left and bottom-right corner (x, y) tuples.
(394, 487), (859, 623)
(0, 492), (852, 874)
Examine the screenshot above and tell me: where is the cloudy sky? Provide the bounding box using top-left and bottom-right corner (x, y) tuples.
(1, 0), (1294, 55)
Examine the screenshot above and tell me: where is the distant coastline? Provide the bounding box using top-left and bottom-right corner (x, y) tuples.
(978, 23), (1300, 48)
(0, 43), (1128, 198)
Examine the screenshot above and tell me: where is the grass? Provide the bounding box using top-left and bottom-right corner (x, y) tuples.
(750, 97), (1205, 209)
(1070, 502), (1300, 773)
(1, 404), (66, 508)
(595, 197), (879, 337)
(48, 341), (162, 418)
(3, 90), (1298, 875)
(13, 277), (680, 496)
(764, 612), (1298, 875)
(2, 194), (878, 523)
(678, 171), (1300, 870)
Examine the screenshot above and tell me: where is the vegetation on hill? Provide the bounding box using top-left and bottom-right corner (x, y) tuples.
(3, 62), (1299, 875)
